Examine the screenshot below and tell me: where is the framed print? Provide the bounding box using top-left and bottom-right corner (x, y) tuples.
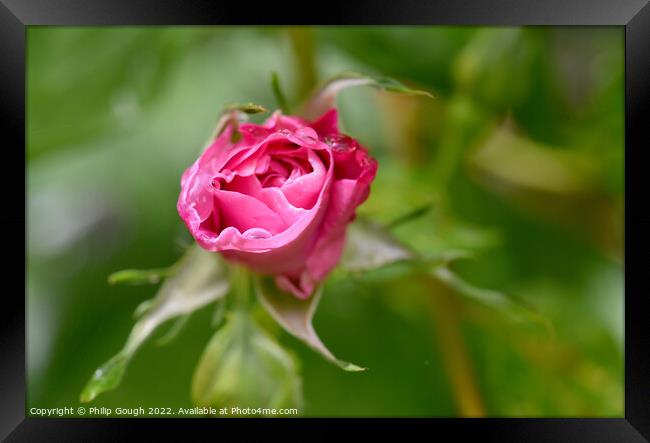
(3, 0), (650, 440)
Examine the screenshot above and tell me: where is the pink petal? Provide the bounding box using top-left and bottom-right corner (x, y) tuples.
(214, 189), (286, 235)
(281, 150), (330, 209)
(309, 108), (339, 136)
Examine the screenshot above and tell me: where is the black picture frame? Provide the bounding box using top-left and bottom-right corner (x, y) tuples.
(3, 0), (649, 440)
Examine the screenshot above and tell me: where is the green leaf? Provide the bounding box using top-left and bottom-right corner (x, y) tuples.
(79, 353), (129, 403)
(108, 268), (170, 286)
(156, 314), (190, 346)
(339, 219), (549, 334)
(341, 219), (415, 273)
(421, 250), (474, 267)
(211, 299), (226, 328)
(302, 71), (433, 119)
(256, 276), (365, 372)
(133, 299), (156, 319)
(342, 215), (474, 274)
(430, 266), (552, 334)
(371, 75), (435, 97)
(224, 102), (269, 115)
(205, 102), (269, 148)
(385, 203), (434, 230)
(192, 312), (302, 412)
(80, 244), (230, 402)
(271, 72), (290, 114)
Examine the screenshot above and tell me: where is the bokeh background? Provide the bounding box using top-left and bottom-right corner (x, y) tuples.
(27, 26), (624, 417)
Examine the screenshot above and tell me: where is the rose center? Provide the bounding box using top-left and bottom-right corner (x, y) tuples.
(257, 154), (313, 188)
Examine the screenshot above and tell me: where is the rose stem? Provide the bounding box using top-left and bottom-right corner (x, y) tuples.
(230, 264), (252, 311)
(287, 27), (318, 102)
(426, 274), (486, 417)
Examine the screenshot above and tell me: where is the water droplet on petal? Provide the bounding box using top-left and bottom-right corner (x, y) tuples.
(243, 229), (272, 240)
(359, 155), (372, 167)
(296, 127), (318, 144)
(303, 135), (317, 145)
(245, 127), (264, 137)
(325, 134), (358, 153)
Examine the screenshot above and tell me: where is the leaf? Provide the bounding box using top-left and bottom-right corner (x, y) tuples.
(302, 72), (433, 119)
(422, 250), (474, 266)
(371, 76), (435, 97)
(79, 353), (129, 403)
(192, 312), (302, 411)
(385, 203), (434, 230)
(341, 219), (415, 273)
(430, 266), (552, 334)
(211, 299), (226, 328)
(156, 314), (190, 346)
(133, 299), (156, 319)
(80, 244), (230, 402)
(256, 276), (365, 372)
(108, 268), (170, 286)
(205, 102), (269, 149)
(224, 102), (269, 115)
(342, 216), (473, 274)
(339, 219), (549, 333)
(271, 72), (290, 114)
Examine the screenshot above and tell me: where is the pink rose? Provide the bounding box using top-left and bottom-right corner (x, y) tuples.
(177, 109), (377, 299)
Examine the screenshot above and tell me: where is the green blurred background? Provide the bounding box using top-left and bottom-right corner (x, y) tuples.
(27, 26), (624, 417)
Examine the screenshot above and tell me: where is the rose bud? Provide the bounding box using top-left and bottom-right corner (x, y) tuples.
(191, 312), (302, 412)
(177, 109), (377, 299)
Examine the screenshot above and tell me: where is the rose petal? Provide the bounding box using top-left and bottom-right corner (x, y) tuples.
(281, 150), (330, 209)
(309, 108), (339, 136)
(214, 189), (286, 235)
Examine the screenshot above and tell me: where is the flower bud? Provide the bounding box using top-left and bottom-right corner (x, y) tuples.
(191, 312), (302, 414)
